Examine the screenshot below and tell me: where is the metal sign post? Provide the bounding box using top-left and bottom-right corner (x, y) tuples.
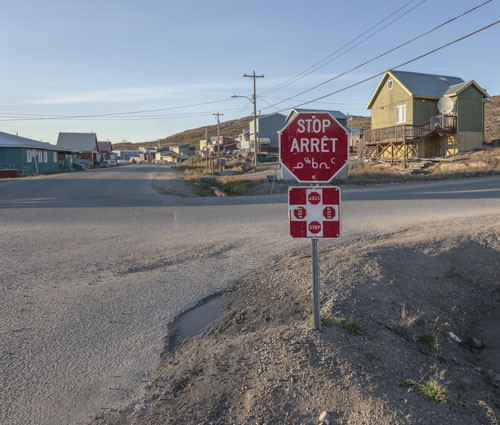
(280, 112), (348, 332)
(312, 238), (321, 330)
(287, 186), (341, 331)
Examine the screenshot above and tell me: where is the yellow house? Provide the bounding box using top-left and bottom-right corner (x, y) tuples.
(361, 70), (489, 162)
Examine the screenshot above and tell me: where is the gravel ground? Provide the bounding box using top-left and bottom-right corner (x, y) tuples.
(1, 168), (499, 425)
(94, 215), (500, 425)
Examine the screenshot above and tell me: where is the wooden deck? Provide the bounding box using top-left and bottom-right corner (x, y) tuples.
(359, 115), (457, 165)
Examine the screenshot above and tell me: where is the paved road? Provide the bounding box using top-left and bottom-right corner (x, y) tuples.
(1, 165), (499, 425)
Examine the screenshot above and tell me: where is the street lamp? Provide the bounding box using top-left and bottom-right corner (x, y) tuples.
(232, 94), (258, 165)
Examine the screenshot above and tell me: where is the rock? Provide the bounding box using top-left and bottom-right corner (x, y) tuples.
(319, 411), (330, 423)
(448, 332), (462, 343)
(471, 337), (482, 348)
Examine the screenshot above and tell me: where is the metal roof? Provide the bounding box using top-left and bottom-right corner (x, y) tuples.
(367, 70), (490, 109)
(57, 132), (98, 152)
(389, 70), (464, 98)
(441, 80), (489, 97)
(0, 131), (73, 151)
(97, 141), (113, 152)
(286, 108), (347, 122)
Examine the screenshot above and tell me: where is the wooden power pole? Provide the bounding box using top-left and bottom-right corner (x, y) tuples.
(244, 71), (264, 165)
(213, 112), (224, 172)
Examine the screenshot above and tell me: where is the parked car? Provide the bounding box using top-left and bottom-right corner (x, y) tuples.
(100, 160), (110, 168)
(117, 159), (129, 165)
(108, 160), (117, 167)
(257, 154), (278, 163)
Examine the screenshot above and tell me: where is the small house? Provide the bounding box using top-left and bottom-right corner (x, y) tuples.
(361, 70), (489, 162)
(0, 131), (77, 176)
(57, 132), (99, 166)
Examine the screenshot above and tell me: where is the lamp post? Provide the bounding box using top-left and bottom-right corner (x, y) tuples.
(232, 94), (258, 166)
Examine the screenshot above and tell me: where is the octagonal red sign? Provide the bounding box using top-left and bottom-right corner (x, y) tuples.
(308, 221), (322, 234)
(279, 112), (348, 182)
(308, 191), (321, 205)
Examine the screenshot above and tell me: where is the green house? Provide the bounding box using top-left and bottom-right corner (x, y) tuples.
(0, 131), (78, 176)
(362, 70), (489, 161)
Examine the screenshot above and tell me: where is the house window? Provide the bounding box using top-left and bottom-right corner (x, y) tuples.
(395, 104), (406, 123)
(44, 151), (48, 162)
(27, 150), (32, 163)
(53, 152), (57, 163)
(387, 79), (393, 90)
(38, 151), (43, 162)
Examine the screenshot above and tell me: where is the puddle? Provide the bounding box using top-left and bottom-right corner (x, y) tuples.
(176, 299), (224, 343)
(476, 310), (500, 372)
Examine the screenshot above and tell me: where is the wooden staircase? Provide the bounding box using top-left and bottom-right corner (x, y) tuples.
(359, 115), (457, 164)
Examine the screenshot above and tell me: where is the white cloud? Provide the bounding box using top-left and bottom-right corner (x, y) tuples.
(27, 81), (250, 105)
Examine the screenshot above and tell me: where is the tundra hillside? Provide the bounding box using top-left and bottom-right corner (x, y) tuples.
(114, 94), (499, 150)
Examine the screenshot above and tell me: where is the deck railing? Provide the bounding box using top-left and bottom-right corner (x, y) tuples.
(362, 115), (457, 145)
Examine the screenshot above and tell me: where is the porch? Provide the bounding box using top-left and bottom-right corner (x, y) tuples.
(359, 115), (457, 165)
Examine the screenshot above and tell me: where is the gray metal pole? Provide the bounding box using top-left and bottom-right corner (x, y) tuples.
(312, 238), (321, 330)
(253, 72), (258, 166)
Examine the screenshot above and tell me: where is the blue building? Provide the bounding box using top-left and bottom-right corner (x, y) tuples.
(0, 132), (78, 176)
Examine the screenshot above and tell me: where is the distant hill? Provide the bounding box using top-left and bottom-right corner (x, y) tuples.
(113, 117), (252, 151)
(349, 116), (371, 131)
(113, 95), (499, 151)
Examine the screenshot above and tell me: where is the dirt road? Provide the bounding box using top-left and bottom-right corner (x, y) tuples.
(1, 168), (499, 425)
(96, 215), (500, 425)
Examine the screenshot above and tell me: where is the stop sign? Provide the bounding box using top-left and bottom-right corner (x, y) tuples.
(308, 191), (321, 204)
(279, 112), (348, 182)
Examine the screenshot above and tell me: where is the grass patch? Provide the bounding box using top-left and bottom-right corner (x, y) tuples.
(333, 317), (367, 335)
(395, 302), (420, 335)
(309, 312), (328, 327)
(478, 400), (499, 425)
(216, 179), (257, 196)
(400, 378), (448, 403)
(418, 332), (437, 348)
(363, 351), (376, 361)
(485, 373), (496, 386)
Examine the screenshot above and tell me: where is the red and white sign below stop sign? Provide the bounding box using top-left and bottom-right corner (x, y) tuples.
(279, 112), (348, 183)
(289, 187), (341, 238)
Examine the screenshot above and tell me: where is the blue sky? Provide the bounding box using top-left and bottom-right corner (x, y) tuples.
(0, 0), (498, 144)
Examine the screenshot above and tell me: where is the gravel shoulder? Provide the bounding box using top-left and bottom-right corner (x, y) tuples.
(94, 215), (500, 425)
(150, 166), (207, 197)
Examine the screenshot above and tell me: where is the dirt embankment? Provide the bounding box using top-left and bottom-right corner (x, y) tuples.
(485, 95), (500, 143)
(94, 216), (500, 425)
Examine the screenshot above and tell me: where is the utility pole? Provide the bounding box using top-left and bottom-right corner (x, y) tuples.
(205, 127), (209, 170)
(244, 71), (264, 166)
(213, 112), (224, 172)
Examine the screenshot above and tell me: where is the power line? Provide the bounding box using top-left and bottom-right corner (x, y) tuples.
(0, 98), (235, 121)
(262, 0), (493, 112)
(0, 105), (251, 122)
(260, 95), (366, 105)
(262, 0), (423, 95)
(277, 19), (500, 113)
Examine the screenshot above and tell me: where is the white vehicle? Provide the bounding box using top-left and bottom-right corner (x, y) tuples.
(108, 160), (117, 167)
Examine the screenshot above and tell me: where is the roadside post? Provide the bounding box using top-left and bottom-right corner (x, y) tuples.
(279, 112), (348, 330)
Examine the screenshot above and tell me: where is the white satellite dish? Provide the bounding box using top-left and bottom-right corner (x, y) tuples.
(437, 96), (455, 115)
